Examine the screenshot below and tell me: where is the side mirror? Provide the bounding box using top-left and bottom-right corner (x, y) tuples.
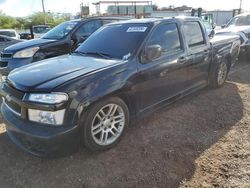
(212, 23), (216, 29)
(79, 35), (88, 43)
(221, 24), (226, 29)
(142, 44), (162, 63)
(78, 32), (91, 42)
(209, 29), (215, 38)
(71, 34), (89, 46)
(70, 39), (76, 46)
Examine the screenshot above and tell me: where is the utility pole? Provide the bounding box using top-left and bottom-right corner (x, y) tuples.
(41, 0), (46, 24)
(239, 0), (242, 14)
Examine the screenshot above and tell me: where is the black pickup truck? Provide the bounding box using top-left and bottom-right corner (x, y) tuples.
(0, 17), (240, 157)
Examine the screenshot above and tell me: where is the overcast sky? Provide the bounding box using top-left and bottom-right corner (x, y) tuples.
(0, 0), (249, 17)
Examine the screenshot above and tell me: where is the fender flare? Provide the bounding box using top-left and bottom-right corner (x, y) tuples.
(74, 81), (136, 125)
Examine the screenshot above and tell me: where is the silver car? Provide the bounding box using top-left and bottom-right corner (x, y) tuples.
(216, 13), (250, 59)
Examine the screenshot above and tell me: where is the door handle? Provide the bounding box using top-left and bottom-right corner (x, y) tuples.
(178, 56), (187, 64)
(160, 69), (169, 77)
(203, 50), (209, 55)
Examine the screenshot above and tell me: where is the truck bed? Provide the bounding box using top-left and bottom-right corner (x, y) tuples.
(210, 34), (241, 65)
(210, 34), (240, 47)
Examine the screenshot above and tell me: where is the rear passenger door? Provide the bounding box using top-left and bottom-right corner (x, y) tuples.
(182, 21), (211, 88)
(137, 23), (190, 111)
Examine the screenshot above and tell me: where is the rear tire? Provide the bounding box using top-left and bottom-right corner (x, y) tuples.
(81, 97), (129, 152)
(209, 60), (229, 88)
(246, 49), (250, 61)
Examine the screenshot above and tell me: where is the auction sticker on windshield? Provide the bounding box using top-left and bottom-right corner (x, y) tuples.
(127, 27), (147, 32)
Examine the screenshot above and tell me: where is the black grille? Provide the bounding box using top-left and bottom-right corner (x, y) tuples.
(0, 61), (8, 68)
(4, 99), (21, 114)
(2, 82), (25, 100)
(0, 53), (12, 59)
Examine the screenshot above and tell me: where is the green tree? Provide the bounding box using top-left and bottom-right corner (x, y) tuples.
(29, 12), (70, 27)
(30, 12), (54, 26)
(14, 17), (28, 30)
(0, 12), (17, 29)
(0, 11), (71, 30)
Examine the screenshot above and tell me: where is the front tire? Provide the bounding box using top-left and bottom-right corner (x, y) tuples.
(209, 60), (229, 88)
(82, 97), (129, 151)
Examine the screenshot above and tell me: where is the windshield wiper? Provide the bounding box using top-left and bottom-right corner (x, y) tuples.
(73, 51), (113, 59)
(73, 51), (87, 56)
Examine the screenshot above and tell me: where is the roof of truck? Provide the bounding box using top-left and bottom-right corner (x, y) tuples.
(108, 16), (201, 25)
(70, 16), (130, 23)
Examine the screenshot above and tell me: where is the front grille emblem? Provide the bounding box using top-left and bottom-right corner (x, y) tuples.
(6, 94), (12, 102)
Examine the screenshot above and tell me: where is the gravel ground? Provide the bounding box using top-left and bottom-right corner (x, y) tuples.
(0, 61), (249, 188)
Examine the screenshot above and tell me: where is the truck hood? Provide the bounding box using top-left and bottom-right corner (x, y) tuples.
(4, 38), (56, 53)
(217, 26), (250, 34)
(8, 54), (123, 92)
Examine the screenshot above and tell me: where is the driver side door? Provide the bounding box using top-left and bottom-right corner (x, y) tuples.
(136, 23), (190, 112)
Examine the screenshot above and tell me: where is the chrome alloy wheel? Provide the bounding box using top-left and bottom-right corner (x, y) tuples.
(217, 62), (228, 85)
(91, 104), (125, 146)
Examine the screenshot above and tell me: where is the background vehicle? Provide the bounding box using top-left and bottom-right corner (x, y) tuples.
(0, 29), (20, 39)
(31, 25), (50, 39)
(0, 17), (240, 157)
(19, 32), (32, 40)
(216, 13), (250, 59)
(201, 20), (216, 37)
(0, 35), (22, 52)
(0, 17), (127, 76)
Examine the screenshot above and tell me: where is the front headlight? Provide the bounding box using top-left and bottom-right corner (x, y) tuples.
(13, 47), (39, 58)
(28, 93), (68, 104)
(28, 109), (65, 125)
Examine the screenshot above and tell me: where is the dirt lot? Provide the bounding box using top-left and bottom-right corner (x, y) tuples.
(0, 61), (249, 188)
